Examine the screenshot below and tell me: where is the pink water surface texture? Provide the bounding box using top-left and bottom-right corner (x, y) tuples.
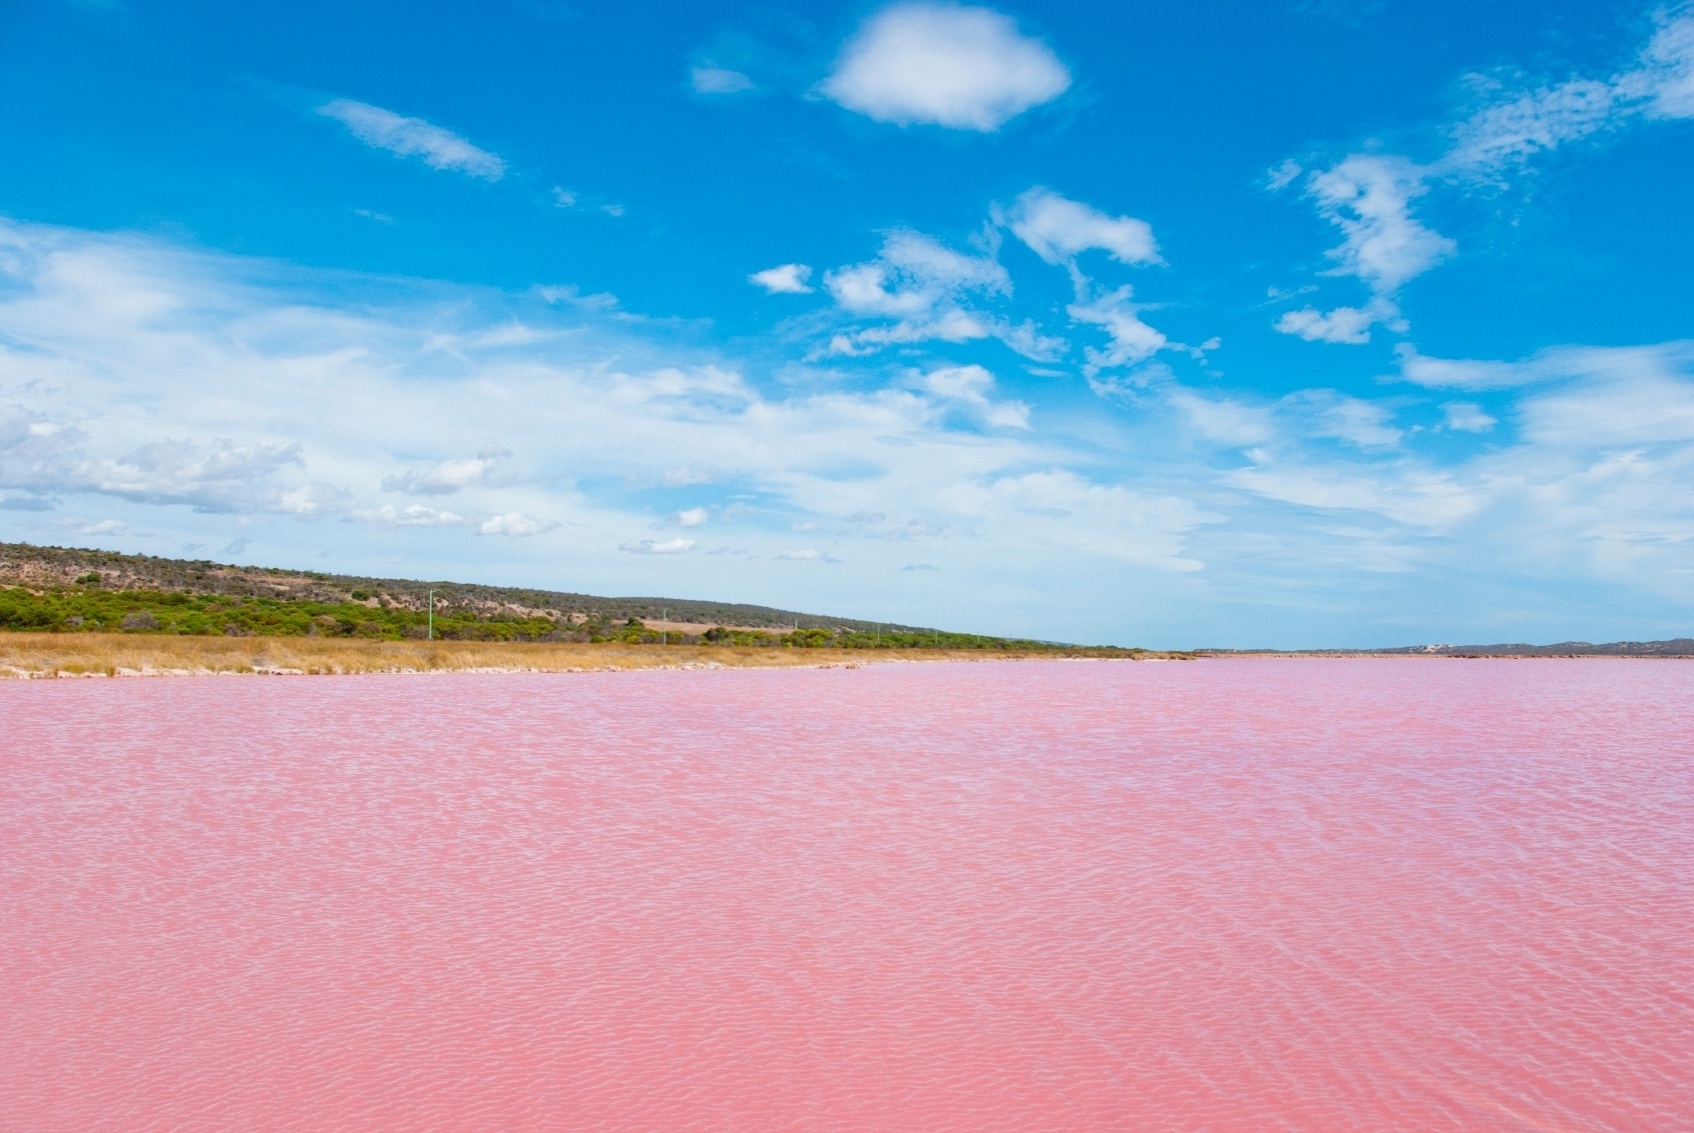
(2, 657), (1691, 1132)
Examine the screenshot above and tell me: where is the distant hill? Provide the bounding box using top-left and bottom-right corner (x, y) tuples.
(0, 541), (930, 634)
(1200, 640), (1694, 657)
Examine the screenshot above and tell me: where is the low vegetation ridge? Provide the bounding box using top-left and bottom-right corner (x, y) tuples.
(1198, 640), (1694, 657)
(0, 541), (1128, 653)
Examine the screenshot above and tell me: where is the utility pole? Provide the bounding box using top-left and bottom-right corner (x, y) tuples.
(661, 607), (668, 647)
(427, 589), (436, 640)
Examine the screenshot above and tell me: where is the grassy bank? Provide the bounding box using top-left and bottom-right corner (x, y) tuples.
(0, 633), (1182, 679)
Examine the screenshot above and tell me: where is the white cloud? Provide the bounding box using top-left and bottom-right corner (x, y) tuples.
(78, 519), (125, 534)
(823, 229), (1012, 353)
(355, 503), (468, 527)
(382, 446), (506, 495)
(1202, 342), (1694, 615)
(10, 218), (1694, 643)
(943, 469), (1211, 572)
(1272, 155), (1452, 345)
(692, 65), (755, 94)
(1275, 304), (1379, 345)
(621, 537), (697, 554)
(1442, 13), (1694, 175)
(749, 263), (814, 294)
(480, 511), (557, 537)
(1005, 187), (1160, 265)
(1067, 286), (1166, 375)
(919, 364), (1030, 429)
(662, 466), (714, 487)
(1446, 77), (1621, 172)
(1640, 12), (1694, 118)
(1266, 159), (1303, 192)
(1308, 155), (1455, 294)
(1515, 345), (1694, 446)
(1168, 391), (1275, 447)
(1392, 344), (1559, 390)
(1442, 402), (1496, 432)
(0, 409), (335, 515)
(1286, 389), (1403, 449)
(827, 230), (1009, 315)
(551, 187), (578, 208)
(316, 99), (505, 180)
(776, 547), (839, 562)
(821, 3), (1070, 131)
(673, 506), (709, 527)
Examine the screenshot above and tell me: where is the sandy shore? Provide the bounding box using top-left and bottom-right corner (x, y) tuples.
(0, 633), (1176, 679)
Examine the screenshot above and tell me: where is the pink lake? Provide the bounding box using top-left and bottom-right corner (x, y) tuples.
(2, 657), (1691, 1132)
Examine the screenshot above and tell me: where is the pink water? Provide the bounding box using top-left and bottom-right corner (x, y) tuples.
(2, 659), (1690, 1132)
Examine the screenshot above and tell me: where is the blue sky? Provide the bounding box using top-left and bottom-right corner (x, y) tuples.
(2, 0), (1692, 647)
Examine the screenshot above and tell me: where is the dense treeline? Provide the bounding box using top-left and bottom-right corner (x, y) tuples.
(0, 583), (561, 641)
(0, 584), (1116, 652)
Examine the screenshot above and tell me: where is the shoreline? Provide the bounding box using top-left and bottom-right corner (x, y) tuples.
(1197, 651), (1694, 660)
(0, 633), (1187, 679)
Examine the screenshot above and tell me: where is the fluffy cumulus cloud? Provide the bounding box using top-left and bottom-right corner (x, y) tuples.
(805, 192), (1170, 370)
(1275, 303), (1380, 345)
(749, 263), (814, 294)
(821, 3), (1070, 131)
(1004, 188), (1160, 265)
(316, 99), (505, 180)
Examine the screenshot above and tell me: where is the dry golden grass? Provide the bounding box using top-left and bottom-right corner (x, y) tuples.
(0, 633), (1172, 679)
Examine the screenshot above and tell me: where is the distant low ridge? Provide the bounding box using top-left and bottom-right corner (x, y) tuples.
(0, 541), (1098, 651)
(1199, 641), (1694, 658)
(0, 541), (929, 631)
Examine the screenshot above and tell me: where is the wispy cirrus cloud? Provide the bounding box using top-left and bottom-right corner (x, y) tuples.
(691, 65), (754, 95)
(1273, 11), (1694, 347)
(1444, 10), (1694, 175)
(316, 98), (506, 180)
